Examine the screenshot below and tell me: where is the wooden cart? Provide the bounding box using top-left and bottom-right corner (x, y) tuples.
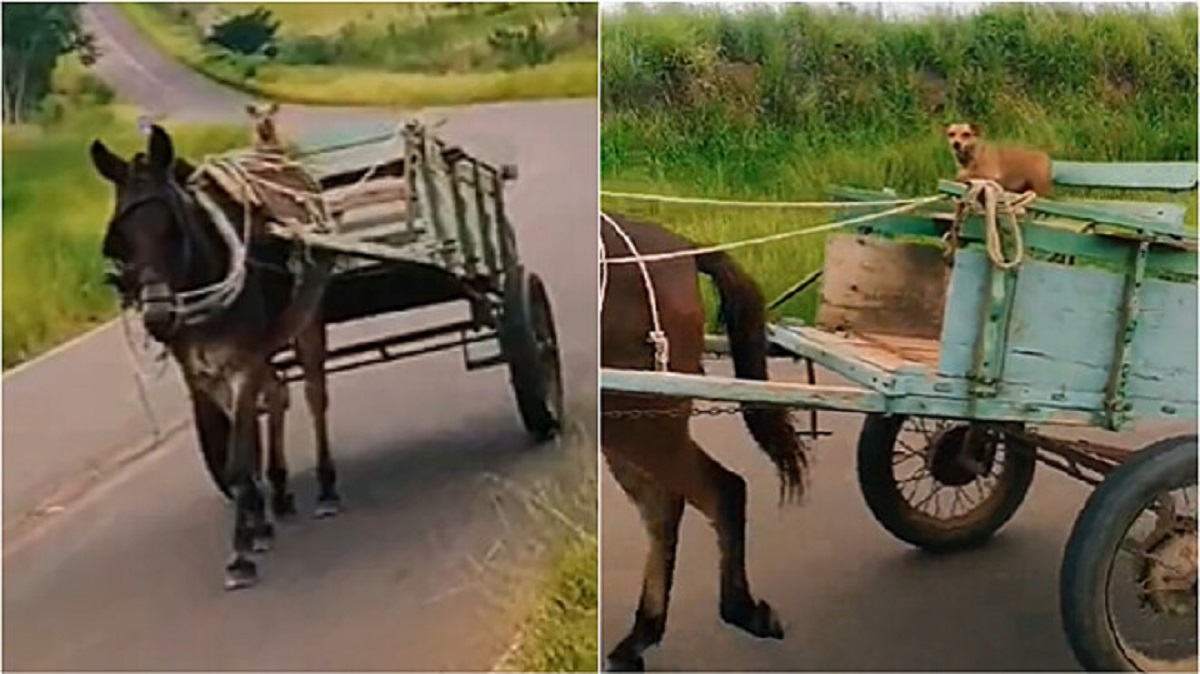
(268, 119), (563, 442)
(602, 161), (1198, 671)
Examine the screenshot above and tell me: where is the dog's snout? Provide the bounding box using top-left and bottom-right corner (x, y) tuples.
(952, 141), (962, 151)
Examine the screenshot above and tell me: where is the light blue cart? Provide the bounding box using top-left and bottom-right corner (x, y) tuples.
(602, 161), (1198, 672)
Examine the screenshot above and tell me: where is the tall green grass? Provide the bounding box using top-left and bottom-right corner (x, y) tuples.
(601, 4), (1198, 322)
(2, 106), (242, 368)
(120, 3), (597, 108)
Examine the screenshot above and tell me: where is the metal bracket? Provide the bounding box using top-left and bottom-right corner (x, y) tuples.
(1104, 240), (1149, 430)
(969, 255), (1017, 397)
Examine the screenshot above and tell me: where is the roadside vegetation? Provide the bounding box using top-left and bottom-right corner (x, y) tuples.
(492, 428), (598, 673)
(119, 2), (598, 108)
(601, 3), (1198, 322)
(1, 4), (241, 368)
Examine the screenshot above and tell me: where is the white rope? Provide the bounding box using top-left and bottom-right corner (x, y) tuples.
(953, 180), (1033, 270)
(602, 195), (946, 265)
(598, 234), (608, 315)
(119, 308), (165, 441)
(601, 189), (930, 209)
(600, 213), (670, 372)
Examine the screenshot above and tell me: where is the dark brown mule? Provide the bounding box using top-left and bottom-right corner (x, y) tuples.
(91, 125), (340, 589)
(601, 212), (809, 671)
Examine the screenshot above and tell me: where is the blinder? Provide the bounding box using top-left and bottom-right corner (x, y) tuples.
(102, 181), (203, 336)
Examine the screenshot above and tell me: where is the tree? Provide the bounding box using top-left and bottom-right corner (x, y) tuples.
(2, 3), (95, 122)
(205, 7), (280, 56)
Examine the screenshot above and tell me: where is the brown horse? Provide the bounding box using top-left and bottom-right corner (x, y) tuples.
(601, 212), (810, 671)
(91, 125), (339, 589)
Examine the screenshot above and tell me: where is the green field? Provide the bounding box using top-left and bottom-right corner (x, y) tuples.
(2, 106), (241, 368)
(601, 4), (1198, 322)
(120, 2), (598, 108)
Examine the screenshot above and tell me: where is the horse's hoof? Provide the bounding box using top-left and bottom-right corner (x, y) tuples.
(224, 559), (258, 591)
(721, 598), (784, 640)
(605, 655), (644, 672)
(314, 496), (341, 519)
(272, 493), (297, 519)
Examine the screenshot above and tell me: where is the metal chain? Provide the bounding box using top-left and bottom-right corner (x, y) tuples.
(602, 401), (800, 420)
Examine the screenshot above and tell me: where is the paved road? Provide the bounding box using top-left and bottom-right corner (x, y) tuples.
(4, 5), (596, 671)
(601, 361), (1193, 671)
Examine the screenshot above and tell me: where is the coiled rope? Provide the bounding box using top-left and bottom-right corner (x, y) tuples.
(953, 179), (1034, 270)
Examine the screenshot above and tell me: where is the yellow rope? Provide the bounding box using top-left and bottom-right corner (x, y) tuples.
(601, 195), (946, 265)
(954, 180), (1034, 270)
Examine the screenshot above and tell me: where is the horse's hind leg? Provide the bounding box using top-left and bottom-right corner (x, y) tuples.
(296, 322), (339, 517)
(263, 370), (296, 518)
(681, 438), (782, 639)
(605, 447), (685, 672)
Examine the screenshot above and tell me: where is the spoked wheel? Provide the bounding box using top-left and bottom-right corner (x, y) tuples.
(1060, 434), (1197, 672)
(500, 268), (564, 443)
(857, 414), (1036, 552)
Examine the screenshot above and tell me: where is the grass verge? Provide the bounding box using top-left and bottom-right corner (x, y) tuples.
(502, 534), (598, 672)
(119, 3), (597, 108)
(601, 4), (1196, 324)
(489, 410), (598, 673)
(2, 106), (242, 368)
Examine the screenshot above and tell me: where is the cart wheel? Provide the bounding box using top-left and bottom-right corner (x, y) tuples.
(857, 415), (1036, 552)
(1060, 434), (1197, 672)
(501, 269), (563, 442)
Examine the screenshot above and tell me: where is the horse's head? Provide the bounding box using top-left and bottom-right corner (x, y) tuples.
(91, 125), (202, 341)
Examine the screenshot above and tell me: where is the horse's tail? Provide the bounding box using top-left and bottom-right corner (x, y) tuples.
(695, 250), (809, 502)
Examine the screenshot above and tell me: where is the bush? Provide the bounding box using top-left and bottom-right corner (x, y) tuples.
(204, 7), (279, 56)
(277, 35), (336, 66)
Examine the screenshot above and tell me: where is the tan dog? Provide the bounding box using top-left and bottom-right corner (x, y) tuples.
(246, 102), (283, 150)
(944, 123), (1051, 258)
(946, 123), (1052, 196)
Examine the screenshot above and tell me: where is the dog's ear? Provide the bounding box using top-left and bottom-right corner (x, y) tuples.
(266, 102), (280, 115)
(969, 123), (983, 137)
(245, 104), (260, 117)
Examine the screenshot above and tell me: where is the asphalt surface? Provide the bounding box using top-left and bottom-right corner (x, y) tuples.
(3, 5), (597, 671)
(601, 361), (1194, 671)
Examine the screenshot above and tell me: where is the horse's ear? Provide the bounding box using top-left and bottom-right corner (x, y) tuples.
(90, 140), (129, 184)
(147, 125), (174, 177)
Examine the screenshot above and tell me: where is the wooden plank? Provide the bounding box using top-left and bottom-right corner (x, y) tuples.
(1052, 161), (1198, 191)
(1066, 199), (1187, 228)
(601, 368), (886, 412)
(938, 250), (1198, 409)
(324, 178), (408, 214)
(768, 324), (908, 394)
(816, 234), (948, 339)
(599, 368), (1108, 426)
(938, 180), (1196, 243)
(336, 220), (424, 247)
(268, 224), (432, 265)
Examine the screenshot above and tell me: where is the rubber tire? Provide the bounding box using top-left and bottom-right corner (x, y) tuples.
(1059, 434), (1197, 672)
(857, 414), (1036, 553)
(501, 270), (563, 443)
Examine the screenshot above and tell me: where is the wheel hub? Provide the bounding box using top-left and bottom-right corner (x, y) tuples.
(927, 425), (998, 487)
(1136, 519), (1198, 616)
